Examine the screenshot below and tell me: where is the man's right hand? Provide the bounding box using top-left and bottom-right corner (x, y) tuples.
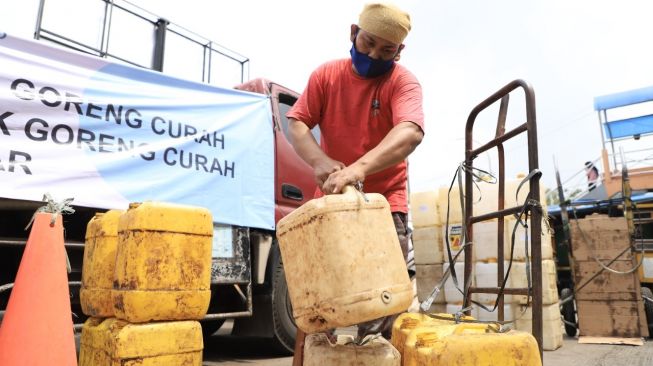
(288, 118), (344, 191)
(313, 157), (345, 190)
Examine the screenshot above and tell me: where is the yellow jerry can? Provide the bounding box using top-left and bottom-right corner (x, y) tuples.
(112, 202), (213, 322)
(303, 333), (400, 366)
(79, 318), (203, 366)
(406, 324), (541, 366)
(78, 317), (108, 365)
(80, 210), (124, 317)
(390, 312), (475, 359)
(276, 186), (413, 333)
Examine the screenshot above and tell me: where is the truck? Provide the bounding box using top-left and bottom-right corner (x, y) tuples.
(0, 2), (320, 353)
(547, 85), (653, 337)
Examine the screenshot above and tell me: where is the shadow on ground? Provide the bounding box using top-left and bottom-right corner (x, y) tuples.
(203, 334), (291, 364)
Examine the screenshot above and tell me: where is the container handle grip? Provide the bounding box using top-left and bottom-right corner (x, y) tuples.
(452, 323), (497, 335)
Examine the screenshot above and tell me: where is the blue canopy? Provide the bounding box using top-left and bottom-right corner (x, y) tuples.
(594, 85), (653, 111)
(603, 114), (653, 139)
(548, 191), (653, 215)
(594, 85), (653, 140)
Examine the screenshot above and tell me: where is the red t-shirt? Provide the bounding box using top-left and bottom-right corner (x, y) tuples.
(287, 58), (424, 212)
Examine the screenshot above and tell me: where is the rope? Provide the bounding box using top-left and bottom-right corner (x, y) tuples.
(424, 312), (505, 333)
(442, 161), (497, 306)
(24, 193), (75, 229)
(463, 169), (542, 326)
(24, 193), (75, 273)
(428, 164), (545, 327)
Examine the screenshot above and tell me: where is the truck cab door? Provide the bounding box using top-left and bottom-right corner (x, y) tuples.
(269, 83), (319, 223)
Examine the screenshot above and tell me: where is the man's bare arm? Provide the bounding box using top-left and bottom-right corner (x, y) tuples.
(288, 118), (345, 188)
(322, 121), (423, 193)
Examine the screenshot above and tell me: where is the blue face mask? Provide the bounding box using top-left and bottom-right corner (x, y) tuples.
(350, 36), (395, 78)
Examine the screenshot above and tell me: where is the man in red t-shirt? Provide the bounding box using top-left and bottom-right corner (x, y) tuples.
(286, 3), (424, 339)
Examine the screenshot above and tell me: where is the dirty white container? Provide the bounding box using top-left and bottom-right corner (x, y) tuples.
(276, 186), (413, 333)
(473, 182), (499, 218)
(472, 220), (508, 262)
(437, 183), (498, 225)
(504, 217), (553, 261)
(410, 190), (441, 227)
(412, 226), (443, 264)
(303, 333), (400, 366)
(415, 264), (445, 303)
(512, 260), (559, 305)
(441, 224), (467, 261)
(437, 186), (463, 224)
(504, 176), (548, 214)
(443, 262), (472, 304)
(515, 303), (563, 350)
(473, 261), (514, 303)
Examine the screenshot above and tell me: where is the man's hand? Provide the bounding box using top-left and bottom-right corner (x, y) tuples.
(313, 157), (346, 188)
(322, 164), (365, 194)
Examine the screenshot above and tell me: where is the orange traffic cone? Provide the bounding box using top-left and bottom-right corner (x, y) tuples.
(0, 212), (77, 365)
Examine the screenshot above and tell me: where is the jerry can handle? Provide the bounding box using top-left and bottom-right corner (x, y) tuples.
(342, 181), (369, 202)
(452, 322), (497, 335)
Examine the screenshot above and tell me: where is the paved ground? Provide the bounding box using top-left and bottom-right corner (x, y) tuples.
(201, 322), (653, 366)
(543, 336), (652, 366)
(74, 320), (652, 365)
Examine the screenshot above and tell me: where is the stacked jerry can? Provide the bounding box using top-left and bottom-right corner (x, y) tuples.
(277, 186), (413, 364)
(511, 229), (563, 350)
(78, 202), (213, 365)
(391, 312), (542, 366)
(303, 333), (401, 366)
(411, 186), (488, 317)
(410, 190), (446, 313)
(470, 177), (562, 349)
(411, 177), (562, 351)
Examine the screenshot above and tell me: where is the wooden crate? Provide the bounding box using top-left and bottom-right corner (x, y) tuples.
(569, 214), (648, 338)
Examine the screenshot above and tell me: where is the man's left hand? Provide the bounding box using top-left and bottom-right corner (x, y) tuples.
(322, 165), (365, 194)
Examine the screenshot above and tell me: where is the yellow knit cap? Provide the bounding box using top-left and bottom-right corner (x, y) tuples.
(358, 2), (411, 45)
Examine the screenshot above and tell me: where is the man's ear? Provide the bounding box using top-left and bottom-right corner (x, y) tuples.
(394, 44), (405, 62)
(350, 24), (358, 43)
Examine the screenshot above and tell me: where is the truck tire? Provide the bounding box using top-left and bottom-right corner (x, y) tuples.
(641, 287), (653, 337)
(271, 258), (296, 354)
(560, 287), (577, 337)
(201, 319), (226, 342)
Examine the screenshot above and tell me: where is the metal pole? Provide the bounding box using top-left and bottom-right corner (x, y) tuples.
(34, 0), (46, 40)
(464, 128), (474, 314)
(597, 111), (606, 151)
(152, 18), (169, 72)
(604, 110), (618, 171)
(496, 95), (509, 321)
(524, 84), (543, 360)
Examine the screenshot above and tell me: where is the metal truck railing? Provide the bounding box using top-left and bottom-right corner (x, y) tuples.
(34, 0), (249, 87)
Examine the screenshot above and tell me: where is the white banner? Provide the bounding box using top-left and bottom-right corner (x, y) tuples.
(0, 32), (275, 230)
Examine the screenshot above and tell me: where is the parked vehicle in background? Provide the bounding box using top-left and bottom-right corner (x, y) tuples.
(0, 0), (320, 353)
